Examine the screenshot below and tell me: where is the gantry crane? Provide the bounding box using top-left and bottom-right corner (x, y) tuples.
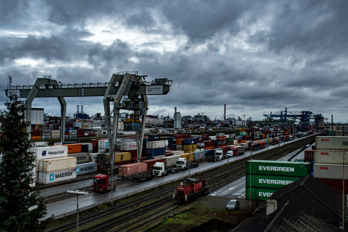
(263, 108), (324, 131)
(5, 72), (172, 184)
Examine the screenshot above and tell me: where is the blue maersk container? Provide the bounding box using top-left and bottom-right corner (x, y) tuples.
(183, 138), (198, 145)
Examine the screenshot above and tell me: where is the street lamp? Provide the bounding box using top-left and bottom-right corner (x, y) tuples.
(67, 190), (89, 232)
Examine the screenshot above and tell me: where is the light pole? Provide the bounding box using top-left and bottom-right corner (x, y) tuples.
(249, 147), (252, 207)
(343, 151), (347, 231)
(67, 190), (89, 232)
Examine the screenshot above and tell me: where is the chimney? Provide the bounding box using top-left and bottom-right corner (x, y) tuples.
(81, 105), (84, 114)
(224, 104), (226, 120)
(266, 199), (277, 215)
(77, 105), (79, 113)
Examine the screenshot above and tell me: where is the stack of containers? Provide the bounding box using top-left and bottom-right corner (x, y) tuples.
(69, 129), (77, 138)
(246, 160), (310, 200)
(176, 138), (184, 151)
(183, 138), (197, 153)
(215, 135), (226, 148)
(77, 129), (85, 137)
(120, 140), (137, 160)
(51, 129), (60, 139)
(41, 129), (51, 140)
(168, 137), (177, 150)
(146, 140), (166, 158)
(63, 144), (90, 164)
(313, 136), (348, 192)
(344, 127), (348, 136)
(204, 140), (214, 150)
(30, 146), (78, 184)
(98, 139), (109, 153)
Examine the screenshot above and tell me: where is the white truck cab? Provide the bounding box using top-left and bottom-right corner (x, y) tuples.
(152, 162), (167, 176)
(215, 149), (224, 161)
(176, 158), (187, 170)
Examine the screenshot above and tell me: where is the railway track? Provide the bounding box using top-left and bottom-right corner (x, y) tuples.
(46, 135), (315, 232)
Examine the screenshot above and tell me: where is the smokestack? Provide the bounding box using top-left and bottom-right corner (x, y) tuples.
(77, 105), (79, 113)
(224, 104), (226, 120)
(81, 105), (84, 114)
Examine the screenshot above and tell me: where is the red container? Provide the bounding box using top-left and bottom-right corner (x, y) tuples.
(217, 136), (227, 141)
(204, 140), (213, 146)
(317, 178), (348, 193)
(182, 133), (191, 138)
(142, 158), (165, 170)
(201, 134), (210, 140)
(174, 134), (182, 139)
(118, 163), (147, 177)
(304, 149), (314, 162)
(221, 146), (230, 154)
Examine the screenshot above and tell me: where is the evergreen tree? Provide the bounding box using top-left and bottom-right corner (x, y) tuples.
(0, 96), (52, 231)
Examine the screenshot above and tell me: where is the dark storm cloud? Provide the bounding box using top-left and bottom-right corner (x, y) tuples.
(0, 0), (29, 24)
(0, 28), (93, 65)
(268, 1), (348, 57)
(160, 0), (248, 43)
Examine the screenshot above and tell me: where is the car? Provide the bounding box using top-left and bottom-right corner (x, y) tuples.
(226, 199), (240, 211)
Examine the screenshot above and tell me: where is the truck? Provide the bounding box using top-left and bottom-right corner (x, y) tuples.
(214, 149), (224, 161)
(231, 146), (245, 156)
(152, 162), (178, 176)
(176, 158), (199, 170)
(93, 174), (116, 192)
(173, 177), (209, 202)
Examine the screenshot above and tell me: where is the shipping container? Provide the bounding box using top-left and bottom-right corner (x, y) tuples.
(141, 158), (165, 170)
(38, 157), (76, 172)
(76, 162), (97, 175)
(98, 139), (109, 149)
(118, 163), (147, 177)
(68, 153), (90, 164)
(317, 178), (348, 193)
(62, 144), (82, 154)
(245, 187), (277, 201)
(246, 174), (300, 189)
(164, 155), (181, 168)
(121, 141), (137, 151)
(192, 150), (205, 161)
(313, 163), (348, 179)
(146, 140), (166, 149)
(314, 149), (348, 164)
(148, 134), (160, 141)
(32, 141), (49, 147)
(114, 152), (131, 162)
(31, 146), (68, 160)
(315, 136), (348, 150)
(146, 147), (166, 157)
(179, 153), (194, 162)
(39, 168), (76, 184)
(304, 149), (314, 162)
(246, 160), (310, 177)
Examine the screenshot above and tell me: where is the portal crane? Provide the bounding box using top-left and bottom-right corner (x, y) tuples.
(263, 108), (324, 131)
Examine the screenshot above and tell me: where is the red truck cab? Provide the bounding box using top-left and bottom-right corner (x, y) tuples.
(93, 174), (115, 192)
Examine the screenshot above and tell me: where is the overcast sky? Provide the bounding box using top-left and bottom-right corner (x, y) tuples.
(1, 1), (347, 123)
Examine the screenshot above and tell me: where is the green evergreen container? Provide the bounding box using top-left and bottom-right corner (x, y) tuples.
(245, 187), (277, 201)
(246, 160), (310, 177)
(246, 174), (300, 189)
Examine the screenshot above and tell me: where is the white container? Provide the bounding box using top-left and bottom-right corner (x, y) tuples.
(313, 163), (348, 179)
(315, 136), (348, 150)
(38, 157), (76, 172)
(98, 148), (107, 153)
(164, 155), (181, 168)
(32, 141), (49, 147)
(98, 139), (109, 148)
(39, 168), (76, 184)
(68, 153), (90, 164)
(146, 140), (166, 149)
(76, 162), (97, 175)
(314, 149), (348, 164)
(120, 141), (137, 151)
(31, 146), (68, 160)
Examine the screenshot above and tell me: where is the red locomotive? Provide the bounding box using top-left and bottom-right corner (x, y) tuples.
(173, 177), (209, 202)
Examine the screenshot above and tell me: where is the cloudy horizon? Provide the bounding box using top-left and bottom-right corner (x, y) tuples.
(1, 1), (347, 123)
